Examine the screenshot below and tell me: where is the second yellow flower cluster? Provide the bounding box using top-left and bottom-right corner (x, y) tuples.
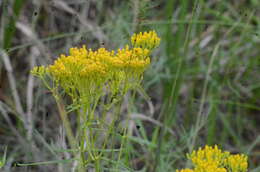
(177, 145), (248, 172)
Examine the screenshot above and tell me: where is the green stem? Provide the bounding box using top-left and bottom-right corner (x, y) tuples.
(117, 90), (136, 167)
(80, 104), (95, 166)
(56, 98), (77, 150)
(111, 96), (124, 170)
(55, 96), (85, 172)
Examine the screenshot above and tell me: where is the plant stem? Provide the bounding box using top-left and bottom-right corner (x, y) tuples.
(55, 97), (84, 171)
(56, 99), (77, 150)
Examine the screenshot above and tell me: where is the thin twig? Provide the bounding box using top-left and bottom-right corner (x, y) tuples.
(26, 47), (38, 140)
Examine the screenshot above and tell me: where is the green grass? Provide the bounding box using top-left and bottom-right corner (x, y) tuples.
(0, 0), (259, 171)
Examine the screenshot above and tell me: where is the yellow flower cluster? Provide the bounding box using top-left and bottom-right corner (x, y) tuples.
(177, 169), (194, 172)
(176, 145), (248, 172)
(131, 30), (161, 50)
(31, 31), (160, 104)
(48, 47), (113, 89)
(224, 154), (248, 172)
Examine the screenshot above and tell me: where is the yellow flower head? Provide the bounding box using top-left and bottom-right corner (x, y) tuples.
(114, 45), (150, 72)
(224, 154), (248, 172)
(131, 30), (160, 50)
(176, 145), (248, 172)
(189, 145), (230, 168)
(48, 46), (113, 81)
(194, 161), (227, 172)
(31, 30), (160, 105)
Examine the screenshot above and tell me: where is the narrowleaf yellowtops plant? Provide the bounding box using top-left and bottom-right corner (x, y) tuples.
(176, 145), (248, 172)
(31, 30), (160, 171)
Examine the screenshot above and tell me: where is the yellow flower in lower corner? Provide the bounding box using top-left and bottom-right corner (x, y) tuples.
(224, 154), (248, 172)
(194, 162), (227, 172)
(189, 145), (230, 168)
(176, 145), (248, 172)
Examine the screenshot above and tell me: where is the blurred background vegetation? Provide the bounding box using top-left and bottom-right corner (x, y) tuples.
(0, 0), (259, 171)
